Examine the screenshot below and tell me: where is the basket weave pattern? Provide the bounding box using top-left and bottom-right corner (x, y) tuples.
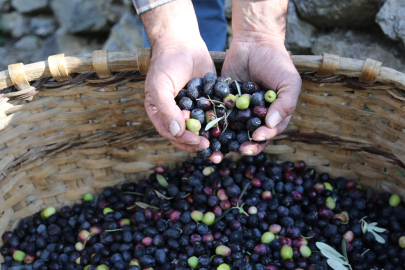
(0, 49), (405, 261)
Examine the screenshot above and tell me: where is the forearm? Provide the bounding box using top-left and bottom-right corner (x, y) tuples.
(231, 0), (288, 43)
(140, 0), (202, 48)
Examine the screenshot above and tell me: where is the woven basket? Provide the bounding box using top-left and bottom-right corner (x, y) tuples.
(0, 49), (405, 262)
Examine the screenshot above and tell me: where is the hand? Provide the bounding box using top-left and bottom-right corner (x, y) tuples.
(221, 39), (301, 156)
(218, 0), (301, 159)
(141, 0), (216, 157)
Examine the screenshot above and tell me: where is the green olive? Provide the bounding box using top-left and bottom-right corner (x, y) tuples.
(300, 245), (312, 258)
(202, 212), (215, 226)
(261, 232), (275, 244)
(83, 193), (94, 201)
(217, 264), (230, 270)
(187, 256), (199, 269)
(265, 90), (277, 103)
(280, 245), (293, 260)
(103, 208), (114, 215)
(13, 250), (26, 262)
(389, 194), (401, 207)
(42, 207), (56, 219)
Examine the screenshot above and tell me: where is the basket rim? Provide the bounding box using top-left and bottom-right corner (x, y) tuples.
(0, 50), (404, 92)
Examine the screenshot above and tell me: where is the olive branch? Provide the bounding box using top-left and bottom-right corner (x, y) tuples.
(316, 241), (352, 270)
(359, 217), (386, 243)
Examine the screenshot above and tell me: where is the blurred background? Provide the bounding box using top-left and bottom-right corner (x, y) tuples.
(0, 0), (403, 72)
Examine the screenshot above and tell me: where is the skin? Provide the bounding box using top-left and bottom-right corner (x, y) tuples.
(139, 0), (301, 163)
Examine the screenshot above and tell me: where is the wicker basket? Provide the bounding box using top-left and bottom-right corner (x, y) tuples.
(0, 49), (405, 262)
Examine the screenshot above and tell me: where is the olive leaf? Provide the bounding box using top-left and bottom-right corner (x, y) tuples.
(156, 174), (169, 188)
(212, 208), (233, 225)
(367, 189), (374, 201)
(360, 219), (386, 243)
(9, 266), (25, 270)
(155, 190), (173, 200)
(196, 98), (224, 104)
(316, 242), (352, 270)
(327, 259), (350, 270)
(226, 108), (234, 117)
(205, 116), (224, 131)
(238, 183), (250, 207)
(123, 192), (145, 196)
(105, 229), (123, 232)
(135, 202), (159, 210)
(234, 81), (242, 97)
(342, 239), (348, 262)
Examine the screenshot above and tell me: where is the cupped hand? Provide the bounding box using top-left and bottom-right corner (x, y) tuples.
(144, 38), (216, 157)
(219, 38), (302, 158)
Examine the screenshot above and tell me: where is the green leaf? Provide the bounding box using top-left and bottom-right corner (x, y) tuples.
(226, 108), (234, 117)
(370, 231), (386, 244)
(205, 116), (224, 131)
(367, 189), (373, 201)
(327, 259), (349, 270)
(135, 202), (159, 210)
(342, 239), (348, 261)
(212, 208), (233, 225)
(316, 242), (346, 262)
(238, 183), (250, 207)
(196, 97), (224, 104)
(155, 190), (173, 200)
(370, 226), (386, 233)
(361, 220), (368, 234)
(123, 192), (145, 196)
(234, 81), (242, 96)
(156, 174), (169, 188)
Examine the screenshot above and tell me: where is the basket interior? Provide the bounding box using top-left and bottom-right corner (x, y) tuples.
(0, 51), (405, 256)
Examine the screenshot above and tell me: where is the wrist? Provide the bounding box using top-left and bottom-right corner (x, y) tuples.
(141, 0), (202, 49)
(231, 0), (288, 44)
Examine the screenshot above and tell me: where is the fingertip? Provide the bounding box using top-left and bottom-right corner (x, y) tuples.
(199, 136), (210, 149)
(208, 151), (224, 164)
(252, 126), (272, 141)
(239, 141), (271, 156)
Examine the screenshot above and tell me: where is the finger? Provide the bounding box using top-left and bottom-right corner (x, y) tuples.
(252, 116), (291, 141)
(265, 77), (301, 129)
(208, 151), (224, 164)
(145, 103), (201, 145)
(239, 140), (271, 156)
(170, 135), (210, 153)
(145, 74), (187, 140)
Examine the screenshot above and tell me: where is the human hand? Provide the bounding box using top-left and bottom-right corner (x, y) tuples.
(141, 0), (216, 156)
(218, 0), (302, 158)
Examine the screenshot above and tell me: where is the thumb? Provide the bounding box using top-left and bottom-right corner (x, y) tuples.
(154, 87), (186, 138)
(265, 81), (301, 129)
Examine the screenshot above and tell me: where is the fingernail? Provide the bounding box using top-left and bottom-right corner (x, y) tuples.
(257, 136), (266, 141)
(169, 120), (180, 137)
(186, 141), (199, 145)
(195, 146), (206, 152)
(241, 150), (253, 155)
(267, 111), (282, 128)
